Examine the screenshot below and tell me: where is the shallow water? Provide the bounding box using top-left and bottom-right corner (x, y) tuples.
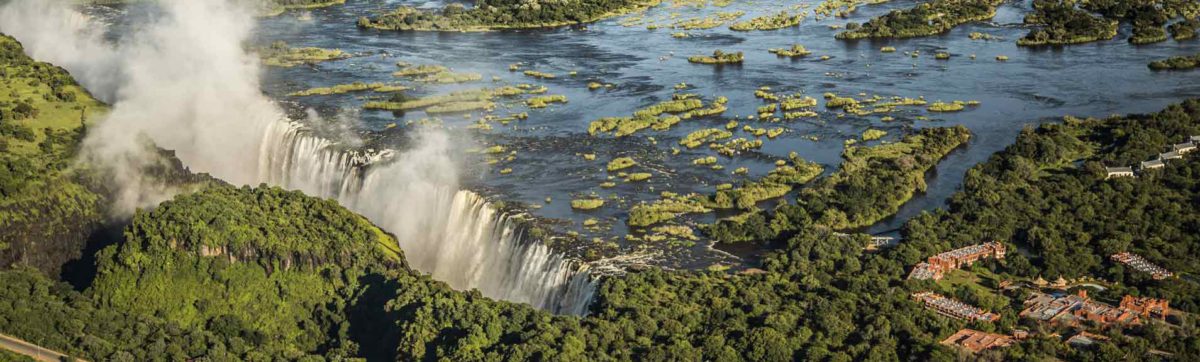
(244, 0), (1198, 267)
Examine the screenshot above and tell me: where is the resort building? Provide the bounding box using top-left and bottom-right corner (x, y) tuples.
(1111, 252), (1173, 280)
(1066, 332), (1110, 348)
(907, 242), (1006, 280)
(1173, 142), (1196, 154)
(1020, 290), (1148, 328)
(1119, 295), (1170, 320)
(912, 292), (1001, 322)
(1159, 151), (1182, 161)
(1140, 159), (1165, 170)
(1104, 167), (1135, 179)
(940, 329), (1014, 353)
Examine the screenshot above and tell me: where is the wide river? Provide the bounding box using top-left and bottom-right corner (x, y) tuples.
(115, 0), (1200, 268)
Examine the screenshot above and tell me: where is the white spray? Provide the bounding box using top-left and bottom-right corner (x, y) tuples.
(0, 0), (595, 314)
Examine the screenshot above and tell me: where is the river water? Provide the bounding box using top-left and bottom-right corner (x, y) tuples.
(123, 0), (1200, 268)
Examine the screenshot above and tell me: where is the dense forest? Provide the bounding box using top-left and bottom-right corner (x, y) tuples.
(358, 0), (661, 31)
(704, 126), (971, 243)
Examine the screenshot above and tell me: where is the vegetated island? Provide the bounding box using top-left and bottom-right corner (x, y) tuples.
(1019, 0), (1200, 46)
(687, 49), (744, 64)
(356, 0), (663, 32)
(1148, 53), (1200, 71)
(258, 41), (349, 67)
(836, 0), (1004, 39)
(704, 126), (972, 243)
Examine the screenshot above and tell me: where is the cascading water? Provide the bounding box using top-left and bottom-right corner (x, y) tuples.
(259, 121), (598, 315)
(0, 0), (597, 315)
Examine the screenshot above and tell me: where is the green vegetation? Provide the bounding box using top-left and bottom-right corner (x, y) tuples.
(706, 126), (971, 242)
(900, 99), (1200, 315)
(862, 129), (887, 141)
(393, 63), (447, 77)
(260, 0), (347, 16)
(607, 157), (637, 171)
(837, 0), (1002, 39)
(588, 95), (727, 137)
(358, 0), (663, 32)
(288, 82), (388, 96)
(1148, 53), (1200, 70)
(1017, 0), (1118, 46)
(7, 33), (1200, 360)
(1170, 18), (1199, 40)
(729, 10), (804, 31)
(629, 155), (823, 227)
(0, 34), (107, 276)
(688, 50), (744, 64)
(526, 95), (568, 108)
(364, 87), (524, 112)
(258, 41), (348, 67)
(768, 44), (811, 58)
(571, 198), (605, 210)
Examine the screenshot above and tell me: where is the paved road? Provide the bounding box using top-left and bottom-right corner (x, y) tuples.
(0, 333), (81, 362)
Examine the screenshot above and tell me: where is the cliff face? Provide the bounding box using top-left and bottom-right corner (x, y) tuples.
(0, 33), (107, 277)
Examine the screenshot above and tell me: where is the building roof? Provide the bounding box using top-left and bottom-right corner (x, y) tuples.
(1141, 159), (1164, 168)
(940, 329), (1014, 353)
(1105, 166), (1134, 173)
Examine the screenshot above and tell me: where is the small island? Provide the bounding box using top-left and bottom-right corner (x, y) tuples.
(687, 50), (744, 65)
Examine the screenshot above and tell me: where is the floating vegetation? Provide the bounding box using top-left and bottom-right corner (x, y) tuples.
(607, 157), (637, 171)
(768, 44), (811, 58)
(730, 10), (804, 31)
(523, 70), (557, 79)
(364, 86), (523, 111)
(588, 95), (728, 137)
(625, 173), (652, 182)
(426, 101), (493, 114)
(416, 71), (483, 84)
(526, 95), (568, 108)
(927, 100), (974, 112)
(588, 82), (604, 90)
(1148, 53), (1200, 71)
(836, 0), (1003, 39)
(780, 95), (818, 110)
(671, 11), (745, 30)
(712, 137), (763, 156)
(571, 198), (605, 210)
(358, 0), (662, 32)
(288, 82), (387, 96)
(995, 55), (1009, 61)
(259, 41), (349, 67)
(880, 46), (896, 53)
(692, 156), (718, 165)
(732, 167), (748, 175)
(824, 93), (859, 109)
(968, 31), (998, 40)
(862, 129), (887, 140)
(393, 64), (448, 77)
(687, 49), (744, 64)
(680, 128), (733, 148)
(935, 52), (950, 60)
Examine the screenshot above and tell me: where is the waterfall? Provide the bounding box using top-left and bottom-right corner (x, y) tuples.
(259, 122), (598, 315)
(0, 0), (597, 315)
